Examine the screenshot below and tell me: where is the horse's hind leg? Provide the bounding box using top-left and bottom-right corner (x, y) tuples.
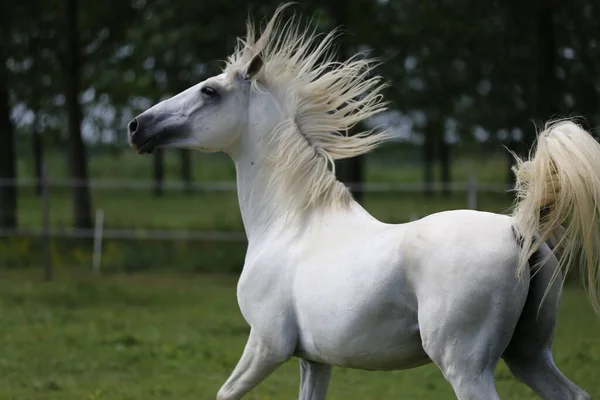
(418, 273), (526, 400)
(419, 303), (511, 399)
(504, 350), (589, 400)
(503, 248), (590, 400)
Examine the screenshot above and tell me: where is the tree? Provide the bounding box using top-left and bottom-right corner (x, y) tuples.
(180, 149), (192, 193)
(555, 0), (599, 134)
(62, 0), (93, 229)
(153, 149), (165, 196)
(28, 33), (46, 196)
(317, 0), (372, 202)
(366, 0), (566, 191)
(4, 0), (62, 197)
(30, 87), (44, 195)
(532, 0), (559, 138)
(6, 0), (597, 212)
(0, 14), (17, 229)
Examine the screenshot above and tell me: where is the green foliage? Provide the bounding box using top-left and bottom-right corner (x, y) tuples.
(367, 0), (600, 143)
(5, 0), (600, 207)
(0, 271), (598, 399)
(7, 0), (600, 145)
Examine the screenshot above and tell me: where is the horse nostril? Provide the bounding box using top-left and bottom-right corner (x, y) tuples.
(128, 118), (139, 135)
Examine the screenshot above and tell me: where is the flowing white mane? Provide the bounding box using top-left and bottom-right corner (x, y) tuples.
(224, 4), (391, 210)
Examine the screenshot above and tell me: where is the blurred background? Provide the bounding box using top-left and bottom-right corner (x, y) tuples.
(0, 1), (599, 399)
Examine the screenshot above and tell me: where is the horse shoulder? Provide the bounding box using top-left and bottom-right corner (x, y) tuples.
(236, 243), (298, 329)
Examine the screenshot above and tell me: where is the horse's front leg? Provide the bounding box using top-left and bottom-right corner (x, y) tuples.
(217, 329), (293, 400)
(299, 360), (332, 400)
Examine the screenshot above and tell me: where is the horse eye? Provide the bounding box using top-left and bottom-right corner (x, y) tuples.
(201, 86), (216, 96)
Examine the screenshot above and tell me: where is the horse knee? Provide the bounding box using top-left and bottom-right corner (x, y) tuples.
(443, 372), (499, 400)
(216, 389), (233, 400)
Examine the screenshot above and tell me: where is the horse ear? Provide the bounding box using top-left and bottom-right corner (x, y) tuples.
(244, 53), (264, 80)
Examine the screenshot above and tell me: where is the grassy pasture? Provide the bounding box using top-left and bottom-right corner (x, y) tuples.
(0, 271), (599, 400)
(6, 145), (595, 399)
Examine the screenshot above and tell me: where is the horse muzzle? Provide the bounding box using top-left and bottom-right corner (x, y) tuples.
(127, 112), (188, 155)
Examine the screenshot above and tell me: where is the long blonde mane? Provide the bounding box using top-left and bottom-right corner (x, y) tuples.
(224, 4), (391, 210)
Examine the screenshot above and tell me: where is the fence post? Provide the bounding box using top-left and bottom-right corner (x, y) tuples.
(93, 208), (104, 275)
(41, 163), (52, 281)
(467, 175), (478, 210)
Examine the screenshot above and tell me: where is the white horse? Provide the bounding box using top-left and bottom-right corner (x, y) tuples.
(127, 5), (600, 399)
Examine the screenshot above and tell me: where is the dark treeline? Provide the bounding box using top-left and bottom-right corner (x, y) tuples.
(1, 0), (598, 228)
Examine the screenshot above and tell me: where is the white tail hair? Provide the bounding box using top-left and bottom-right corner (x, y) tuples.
(511, 119), (600, 313)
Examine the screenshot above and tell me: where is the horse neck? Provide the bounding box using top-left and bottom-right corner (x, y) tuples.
(228, 91), (370, 243)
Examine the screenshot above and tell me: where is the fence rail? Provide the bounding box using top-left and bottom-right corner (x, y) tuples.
(0, 177), (514, 193)
(0, 227), (247, 242)
(0, 174), (514, 276)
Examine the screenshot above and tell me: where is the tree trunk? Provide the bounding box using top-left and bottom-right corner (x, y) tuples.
(438, 130), (451, 197)
(153, 149), (164, 196)
(30, 34), (44, 196)
(532, 0), (558, 143)
(32, 116), (43, 196)
(329, 1), (365, 203)
(63, 0), (92, 229)
(423, 122), (436, 197)
(180, 149), (192, 193)
(336, 156), (364, 202)
(0, 30), (17, 229)
(505, 140), (516, 186)
(30, 84), (43, 196)
(578, 52), (599, 137)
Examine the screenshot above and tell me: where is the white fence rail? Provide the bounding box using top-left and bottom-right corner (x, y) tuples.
(0, 177), (513, 193)
(0, 173), (513, 276)
(0, 227), (247, 241)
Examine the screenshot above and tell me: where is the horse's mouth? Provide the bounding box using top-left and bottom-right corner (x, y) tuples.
(136, 136), (160, 155)
(131, 130), (168, 155)
(128, 119), (190, 155)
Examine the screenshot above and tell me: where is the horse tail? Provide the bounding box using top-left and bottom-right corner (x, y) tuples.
(510, 119), (600, 314)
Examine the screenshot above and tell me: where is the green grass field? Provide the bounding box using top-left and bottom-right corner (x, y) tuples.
(0, 270), (599, 400)
(8, 145), (593, 399)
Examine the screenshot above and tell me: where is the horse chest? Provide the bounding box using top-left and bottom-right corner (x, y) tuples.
(236, 253), (295, 327)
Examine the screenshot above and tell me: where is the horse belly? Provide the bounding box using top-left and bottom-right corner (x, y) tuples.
(295, 305), (428, 370)
(293, 268), (429, 370)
